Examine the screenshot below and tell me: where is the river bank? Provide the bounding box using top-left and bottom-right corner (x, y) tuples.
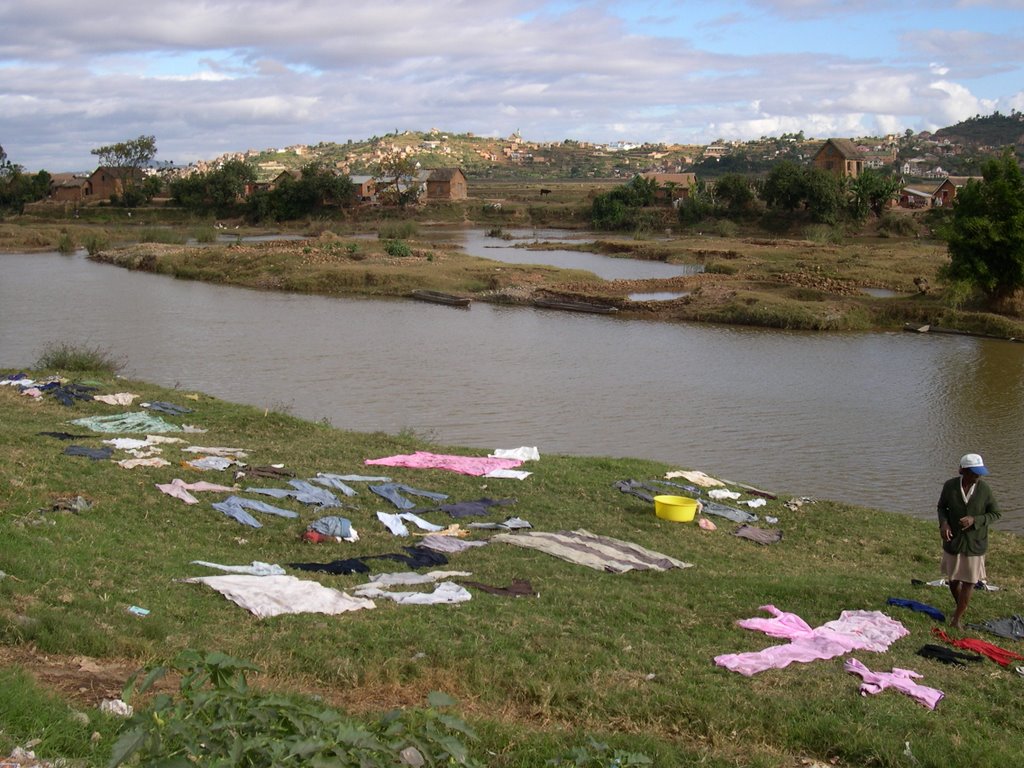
(4, 202), (1024, 336)
(2, 369), (1023, 767)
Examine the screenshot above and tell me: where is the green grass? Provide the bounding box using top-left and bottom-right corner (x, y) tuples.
(33, 341), (124, 374)
(0, 666), (120, 763)
(2, 371), (1023, 766)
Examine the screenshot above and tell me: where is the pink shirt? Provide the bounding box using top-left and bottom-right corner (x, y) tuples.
(714, 604), (908, 676)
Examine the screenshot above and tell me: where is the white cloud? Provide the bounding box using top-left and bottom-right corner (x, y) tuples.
(0, 0), (1021, 169)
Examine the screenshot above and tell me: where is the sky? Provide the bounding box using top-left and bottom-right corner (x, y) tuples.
(1, 0), (1022, 172)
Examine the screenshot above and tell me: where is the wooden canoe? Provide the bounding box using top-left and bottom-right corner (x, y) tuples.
(410, 290), (472, 307)
(532, 298), (618, 315)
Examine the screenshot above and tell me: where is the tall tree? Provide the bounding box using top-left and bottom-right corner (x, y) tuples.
(90, 135), (157, 205)
(848, 169), (902, 220)
(941, 148), (1024, 302)
(374, 155), (420, 207)
(762, 160), (806, 212)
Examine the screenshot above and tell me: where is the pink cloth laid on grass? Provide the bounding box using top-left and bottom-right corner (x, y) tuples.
(365, 451), (523, 476)
(714, 604), (908, 676)
(156, 478), (236, 504)
(844, 658), (944, 710)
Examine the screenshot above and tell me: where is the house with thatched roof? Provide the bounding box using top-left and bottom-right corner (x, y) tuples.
(812, 139), (864, 179)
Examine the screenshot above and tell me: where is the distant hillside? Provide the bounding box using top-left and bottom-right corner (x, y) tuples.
(197, 119), (1019, 183)
(217, 130), (703, 183)
(932, 111), (1024, 150)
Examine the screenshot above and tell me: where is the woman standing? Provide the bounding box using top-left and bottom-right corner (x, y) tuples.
(937, 453), (1002, 628)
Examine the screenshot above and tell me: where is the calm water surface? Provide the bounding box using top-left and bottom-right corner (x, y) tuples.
(429, 228), (700, 281)
(2, 246), (1022, 533)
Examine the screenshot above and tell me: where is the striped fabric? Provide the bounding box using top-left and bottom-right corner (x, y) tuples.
(492, 529), (692, 573)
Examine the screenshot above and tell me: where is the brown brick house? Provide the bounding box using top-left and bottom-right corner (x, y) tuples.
(639, 172), (697, 202)
(812, 139), (864, 179)
(89, 166), (145, 201)
(423, 168), (467, 200)
(48, 173), (92, 202)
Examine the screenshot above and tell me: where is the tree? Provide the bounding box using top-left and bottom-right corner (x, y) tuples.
(714, 173), (755, 213)
(245, 162), (355, 222)
(941, 148), (1024, 302)
(90, 135), (157, 205)
(171, 159), (256, 216)
(589, 175), (659, 230)
(762, 160), (807, 212)
(375, 155), (420, 207)
(0, 146), (50, 213)
(848, 169), (902, 220)
(802, 168), (844, 224)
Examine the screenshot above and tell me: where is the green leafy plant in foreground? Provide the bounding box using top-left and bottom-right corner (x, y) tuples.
(109, 649), (483, 768)
(546, 737), (653, 767)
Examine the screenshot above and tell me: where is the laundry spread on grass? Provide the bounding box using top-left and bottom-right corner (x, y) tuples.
(70, 411), (182, 433)
(965, 615), (1024, 641)
(190, 560), (286, 576)
(184, 574), (375, 618)
(664, 469), (725, 487)
(352, 570), (474, 605)
(211, 496), (300, 528)
(368, 482), (448, 509)
(376, 511), (444, 536)
(246, 479), (342, 508)
(418, 535), (488, 553)
(843, 658), (944, 710)
(289, 546), (449, 575)
(931, 627), (1024, 667)
(714, 605), (909, 676)
(416, 498), (517, 519)
(156, 479), (237, 504)
(491, 529), (692, 573)
(733, 525), (782, 545)
(886, 597), (945, 623)
(915, 644), (984, 667)
(365, 451), (525, 477)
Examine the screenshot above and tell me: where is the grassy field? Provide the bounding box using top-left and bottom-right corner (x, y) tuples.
(2, 366), (1024, 767)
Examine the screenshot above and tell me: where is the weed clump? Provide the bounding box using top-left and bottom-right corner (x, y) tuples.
(34, 341), (123, 374)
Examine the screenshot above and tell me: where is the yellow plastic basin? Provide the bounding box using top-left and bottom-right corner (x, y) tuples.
(653, 495), (698, 523)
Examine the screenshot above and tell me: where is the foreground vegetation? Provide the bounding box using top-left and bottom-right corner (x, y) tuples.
(2, 364), (1024, 767)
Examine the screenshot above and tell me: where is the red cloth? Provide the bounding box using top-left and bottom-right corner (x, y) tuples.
(931, 627), (1024, 667)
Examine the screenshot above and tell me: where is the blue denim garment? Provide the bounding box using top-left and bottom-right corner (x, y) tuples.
(211, 500), (262, 528)
(214, 495), (299, 522)
(700, 499), (758, 524)
(245, 481), (340, 508)
(369, 483), (448, 510)
(308, 516), (353, 538)
(310, 475), (358, 496)
(143, 401), (193, 415)
(376, 511), (445, 536)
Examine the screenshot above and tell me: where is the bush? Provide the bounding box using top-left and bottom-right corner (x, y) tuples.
(804, 223), (845, 245)
(56, 231), (75, 255)
(709, 218), (738, 238)
(34, 341), (123, 374)
(877, 212), (919, 238)
(384, 239), (412, 258)
(83, 233), (108, 256)
(378, 221), (418, 240)
(110, 650), (483, 768)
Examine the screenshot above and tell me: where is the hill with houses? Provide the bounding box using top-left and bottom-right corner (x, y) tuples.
(34, 114), (1023, 211)
(192, 114), (1022, 186)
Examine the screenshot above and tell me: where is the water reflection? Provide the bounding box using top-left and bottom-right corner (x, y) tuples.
(628, 291), (689, 301)
(434, 228), (701, 281)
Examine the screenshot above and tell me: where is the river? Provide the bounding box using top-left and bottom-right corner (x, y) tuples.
(1, 237), (1022, 532)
